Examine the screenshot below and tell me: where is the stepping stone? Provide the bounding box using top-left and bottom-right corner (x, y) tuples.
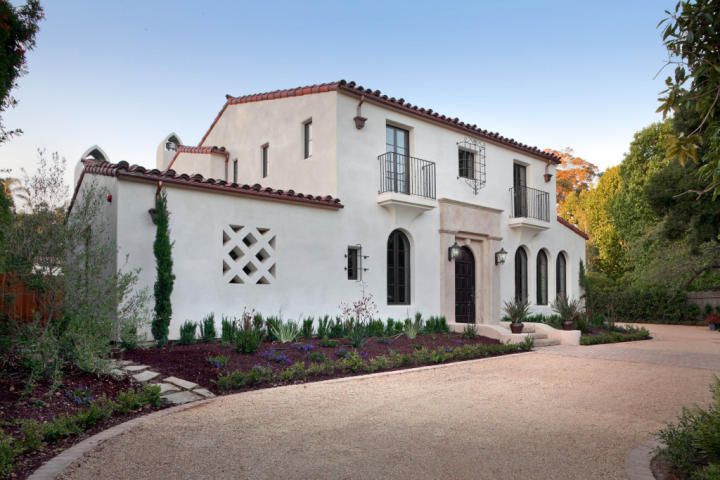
(109, 368), (126, 380)
(192, 388), (216, 398)
(133, 370), (160, 383)
(162, 391), (202, 405)
(123, 365), (149, 372)
(115, 360), (133, 366)
(152, 383), (180, 395)
(164, 376), (198, 390)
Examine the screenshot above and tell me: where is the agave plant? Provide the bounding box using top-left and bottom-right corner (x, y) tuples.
(503, 297), (530, 325)
(270, 320), (300, 343)
(551, 295), (582, 324)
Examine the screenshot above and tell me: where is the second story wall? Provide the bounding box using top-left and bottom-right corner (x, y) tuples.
(202, 91), (338, 196)
(335, 91), (557, 218)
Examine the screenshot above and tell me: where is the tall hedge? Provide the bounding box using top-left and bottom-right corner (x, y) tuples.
(151, 191), (174, 346)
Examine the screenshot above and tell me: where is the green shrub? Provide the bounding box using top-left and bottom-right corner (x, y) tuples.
(270, 320), (300, 343)
(317, 315), (331, 339)
(178, 321), (197, 345)
(694, 463), (720, 480)
(18, 420), (44, 451)
(657, 379), (720, 478)
(306, 361), (335, 377)
(199, 314), (216, 342)
(580, 327), (651, 345)
(424, 316), (449, 334)
(367, 319), (385, 338)
(461, 324), (477, 339)
(403, 317), (421, 340)
(329, 317), (345, 339)
(265, 317), (281, 342)
(278, 362), (307, 382)
(348, 322), (368, 348)
(319, 337), (338, 348)
(115, 385), (161, 413)
(503, 297), (530, 324)
(0, 429), (16, 478)
(306, 351), (326, 362)
(152, 190), (175, 347)
(208, 355), (229, 368)
(301, 318), (314, 339)
(221, 316), (237, 343)
(338, 351), (365, 373)
(119, 322), (138, 350)
(235, 314), (263, 354)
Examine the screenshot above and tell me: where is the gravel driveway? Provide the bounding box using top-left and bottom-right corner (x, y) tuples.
(62, 325), (719, 480)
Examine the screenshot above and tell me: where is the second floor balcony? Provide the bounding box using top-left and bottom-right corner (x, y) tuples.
(509, 185), (551, 231)
(377, 152), (437, 215)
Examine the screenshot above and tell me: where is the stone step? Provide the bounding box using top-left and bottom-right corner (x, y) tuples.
(532, 338), (561, 347)
(526, 332), (548, 340)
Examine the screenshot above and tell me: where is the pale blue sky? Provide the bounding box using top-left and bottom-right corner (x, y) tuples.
(1, 0), (674, 183)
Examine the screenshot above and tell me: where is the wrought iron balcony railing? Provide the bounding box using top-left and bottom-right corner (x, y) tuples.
(509, 185), (550, 222)
(378, 152), (436, 200)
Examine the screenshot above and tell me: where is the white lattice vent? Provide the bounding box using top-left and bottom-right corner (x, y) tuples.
(222, 224), (276, 285)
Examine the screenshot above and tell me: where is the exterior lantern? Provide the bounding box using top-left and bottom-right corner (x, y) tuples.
(495, 248), (508, 265)
(148, 208), (158, 225)
(448, 241), (462, 261)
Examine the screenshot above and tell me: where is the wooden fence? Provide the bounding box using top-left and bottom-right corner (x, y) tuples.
(0, 273), (45, 323)
(687, 291), (720, 311)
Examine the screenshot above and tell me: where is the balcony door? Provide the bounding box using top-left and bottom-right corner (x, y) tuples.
(386, 125), (410, 194)
(513, 163), (527, 217)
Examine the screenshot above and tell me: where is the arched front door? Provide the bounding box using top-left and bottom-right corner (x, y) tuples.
(455, 246), (476, 323)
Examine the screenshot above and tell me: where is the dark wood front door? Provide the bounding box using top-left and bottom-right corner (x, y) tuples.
(455, 246), (476, 323)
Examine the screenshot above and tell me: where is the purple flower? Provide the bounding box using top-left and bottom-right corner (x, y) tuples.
(260, 349), (293, 365)
(295, 343), (315, 352)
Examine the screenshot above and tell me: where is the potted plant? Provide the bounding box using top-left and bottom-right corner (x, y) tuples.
(503, 298), (530, 334)
(551, 295), (582, 330)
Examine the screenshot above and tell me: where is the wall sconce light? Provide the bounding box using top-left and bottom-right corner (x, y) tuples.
(495, 248), (508, 265)
(148, 208), (158, 225)
(544, 173), (553, 182)
(448, 241), (462, 261)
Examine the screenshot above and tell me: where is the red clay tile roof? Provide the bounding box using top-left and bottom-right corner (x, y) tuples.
(200, 80), (560, 164)
(557, 216), (589, 240)
(72, 159), (343, 211)
(170, 144), (229, 166)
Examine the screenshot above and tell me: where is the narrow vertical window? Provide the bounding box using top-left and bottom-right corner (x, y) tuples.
(387, 230), (411, 305)
(232, 159), (238, 183)
(536, 250), (548, 305)
(514, 247), (528, 302)
(347, 246), (361, 280)
(261, 144), (268, 178)
(303, 120), (313, 159)
(556, 252), (567, 299)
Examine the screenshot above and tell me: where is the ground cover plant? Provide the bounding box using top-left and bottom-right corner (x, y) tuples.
(654, 378), (720, 480)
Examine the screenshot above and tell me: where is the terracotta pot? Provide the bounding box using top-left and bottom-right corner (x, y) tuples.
(562, 320), (575, 331)
(510, 323), (524, 334)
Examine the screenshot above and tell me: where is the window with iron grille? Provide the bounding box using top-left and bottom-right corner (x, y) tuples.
(347, 246), (361, 280)
(456, 138), (486, 194)
(458, 149), (475, 179)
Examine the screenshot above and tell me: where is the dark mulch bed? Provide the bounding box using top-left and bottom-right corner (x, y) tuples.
(651, 454), (682, 480)
(118, 333), (500, 393)
(0, 365), (165, 480)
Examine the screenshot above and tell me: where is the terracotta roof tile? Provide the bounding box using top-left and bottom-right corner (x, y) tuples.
(208, 80), (560, 164)
(78, 159), (343, 210)
(556, 216), (589, 240)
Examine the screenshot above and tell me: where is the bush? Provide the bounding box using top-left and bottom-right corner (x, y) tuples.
(270, 320), (300, 343)
(301, 317), (314, 339)
(580, 327), (651, 345)
(403, 317), (422, 340)
(306, 351), (326, 362)
(264, 317), (281, 342)
(216, 365), (272, 390)
(221, 316), (237, 343)
(319, 337), (337, 348)
(329, 317), (345, 339)
(208, 355), (228, 368)
(461, 324), (477, 339)
(348, 322), (368, 348)
(367, 319), (385, 338)
(115, 385), (161, 413)
(317, 315), (331, 339)
(199, 313), (216, 342)
(235, 313), (263, 354)
(178, 321), (197, 345)
(152, 190), (175, 346)
(0, 429), (16, 478)
(656, 379), (720, 479)
(424, 316), (449, 334)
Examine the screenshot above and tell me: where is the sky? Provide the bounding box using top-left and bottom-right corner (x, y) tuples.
(1, 0), (675, 185)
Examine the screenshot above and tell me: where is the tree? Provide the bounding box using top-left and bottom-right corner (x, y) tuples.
(547, 147), (599, 205)
(0, 175), (12, 271)
(657, 0), (720, 198)
(0, 0), (44, 143)
(152, 190), (174, 346)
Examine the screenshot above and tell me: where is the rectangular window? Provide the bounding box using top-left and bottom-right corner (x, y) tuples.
(261, 144), (268, 178)
(232, 159), (238, 183)
(347, 246), (361, 280)
(458, 149), (475, 179)
(303, 120), (312, 159)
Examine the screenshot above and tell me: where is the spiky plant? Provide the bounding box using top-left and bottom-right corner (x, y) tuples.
(503, 297), (530, 325)
(551, 295), (582, 324)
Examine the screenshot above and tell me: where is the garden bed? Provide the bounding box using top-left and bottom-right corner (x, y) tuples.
(0, 366), (166, 479)
(117, 332), (529, 394)
(579, 325), (652, 345)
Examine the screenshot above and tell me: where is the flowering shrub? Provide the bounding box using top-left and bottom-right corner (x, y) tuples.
(260, 350), (292, 365)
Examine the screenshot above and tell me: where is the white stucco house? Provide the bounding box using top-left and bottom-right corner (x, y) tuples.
(71, 80), (587, 340)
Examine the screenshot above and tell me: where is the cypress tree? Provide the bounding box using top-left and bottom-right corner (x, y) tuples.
(152, 190), (174, 346)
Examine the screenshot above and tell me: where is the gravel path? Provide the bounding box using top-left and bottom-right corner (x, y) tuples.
(62, 325), (719, 480)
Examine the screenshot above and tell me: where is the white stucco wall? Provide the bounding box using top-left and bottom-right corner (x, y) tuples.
(201, 93), (338, 197)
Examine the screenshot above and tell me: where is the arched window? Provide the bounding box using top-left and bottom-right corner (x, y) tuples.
(514, 247), (528, 301)
(537, 250), (548, 305)
(387, 230), (410, 305)
(556, 252), (567, 299)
